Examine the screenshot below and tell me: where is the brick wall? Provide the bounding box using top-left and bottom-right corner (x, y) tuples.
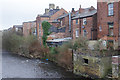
(72, 14), (97, 40)
(23, 21), (36, 36)
(36, 8), (68, 43)
(72, 19), (80, 40)
(97, 2), (120, 41)
(58, 15), (71, 37)
(49, 22), (60, 28)
(50, 8), (68, 20)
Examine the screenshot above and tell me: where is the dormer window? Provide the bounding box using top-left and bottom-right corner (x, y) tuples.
(108, 3), (114, 16)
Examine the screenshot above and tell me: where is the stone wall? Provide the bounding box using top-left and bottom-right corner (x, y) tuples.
(73, 51), (112, 78)
(112, 56), (120, 78)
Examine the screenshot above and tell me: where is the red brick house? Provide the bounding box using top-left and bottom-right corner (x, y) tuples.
(72, 6), (97, 40)
(23, 21), (36, 37)
(97, 1), (120, 49)
(36, 4), (68, 43)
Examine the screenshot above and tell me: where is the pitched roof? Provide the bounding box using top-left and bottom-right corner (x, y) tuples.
(57, 13), (69, 19)
(13, 25), (23, 28)
(42, 9), (60, 17)
(72, 9), (97, 19)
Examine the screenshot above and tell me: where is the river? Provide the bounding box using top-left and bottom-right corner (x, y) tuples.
(1, 51), (91, 79)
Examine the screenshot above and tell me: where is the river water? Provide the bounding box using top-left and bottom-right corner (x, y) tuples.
(2, 51), (91, 79)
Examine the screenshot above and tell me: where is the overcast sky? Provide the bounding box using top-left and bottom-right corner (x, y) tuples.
(0, 0), (97, 30)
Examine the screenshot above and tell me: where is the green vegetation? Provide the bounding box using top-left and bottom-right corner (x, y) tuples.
(42, 21), (51, 47)
(3, 30), (118, 71)
(2, 30), (37, 56)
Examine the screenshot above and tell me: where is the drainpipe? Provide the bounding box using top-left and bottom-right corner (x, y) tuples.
(39, 22), (42, 45)
(69, 12), (71, 36)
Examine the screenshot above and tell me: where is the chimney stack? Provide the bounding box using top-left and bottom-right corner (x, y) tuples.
(45, 8), (49, 14)
(72, 8), (75, 12)
(56, 6), (59, 9)
(89, 6), (95, 11)
(79, 5), (84, 13)
(80, 5), (81, 8)
(49, 4), (55, 9)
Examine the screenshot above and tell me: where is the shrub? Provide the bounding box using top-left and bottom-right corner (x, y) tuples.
(2, 31), (23, 52)
(2, 31), (37, 55)
(72, 36), (88, 50)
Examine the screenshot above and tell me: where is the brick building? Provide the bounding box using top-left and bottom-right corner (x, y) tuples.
(36, 4), (68, 43)
(23, 21), (36, 36)
(13, 25), (23, 36)
(97, 1), (120, 49)
(57, 13), (72, 37)
(72, 6), (97, 40)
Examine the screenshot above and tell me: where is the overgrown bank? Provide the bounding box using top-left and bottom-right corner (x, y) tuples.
(2, 29), (120, 78)
(2, 30), (73, 70)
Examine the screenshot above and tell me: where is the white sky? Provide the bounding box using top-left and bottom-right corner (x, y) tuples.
(0, 0), (97, 30)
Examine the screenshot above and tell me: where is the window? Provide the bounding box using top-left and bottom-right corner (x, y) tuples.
(83, 30), (87, 37)
(83, 58), (88, 64)
(76, 29), (79, 37)
(76, 19), (78, 24)
(108, 3), (113, 16)
(108, 23), (114, 36)
(83, 18), (87, 25)
(99, 26), (102, 31)
(39, 23), (41, 29)
(61, 21), (63, 26)
(16, 28), (18, 31)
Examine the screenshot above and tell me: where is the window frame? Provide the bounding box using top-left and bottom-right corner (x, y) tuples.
(108, 3), (114, 16)
(61, 20), (63, 27)
(108, 23), (114, 36)
(76, 19), (78, 24)
(83, 18), (87, 25)
(83, 29), (87, 37)
(75, 29), (79, 37)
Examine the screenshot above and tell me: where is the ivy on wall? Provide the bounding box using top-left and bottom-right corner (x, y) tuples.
(42, 21), (51, 47)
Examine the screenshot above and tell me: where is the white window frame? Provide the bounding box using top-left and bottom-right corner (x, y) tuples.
(61, 21), (63, 26)
(99, 26), (102, 31)
(76, 29), (79, 37)
(108, 3), (114, 16)
(83, 18), (87, 25)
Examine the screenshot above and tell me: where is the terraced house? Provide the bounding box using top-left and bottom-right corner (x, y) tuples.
(97, 0), (120, 49)
(72, 6), (97, 40)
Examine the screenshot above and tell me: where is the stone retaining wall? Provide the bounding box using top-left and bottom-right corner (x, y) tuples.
(73, 52), (112, 78)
